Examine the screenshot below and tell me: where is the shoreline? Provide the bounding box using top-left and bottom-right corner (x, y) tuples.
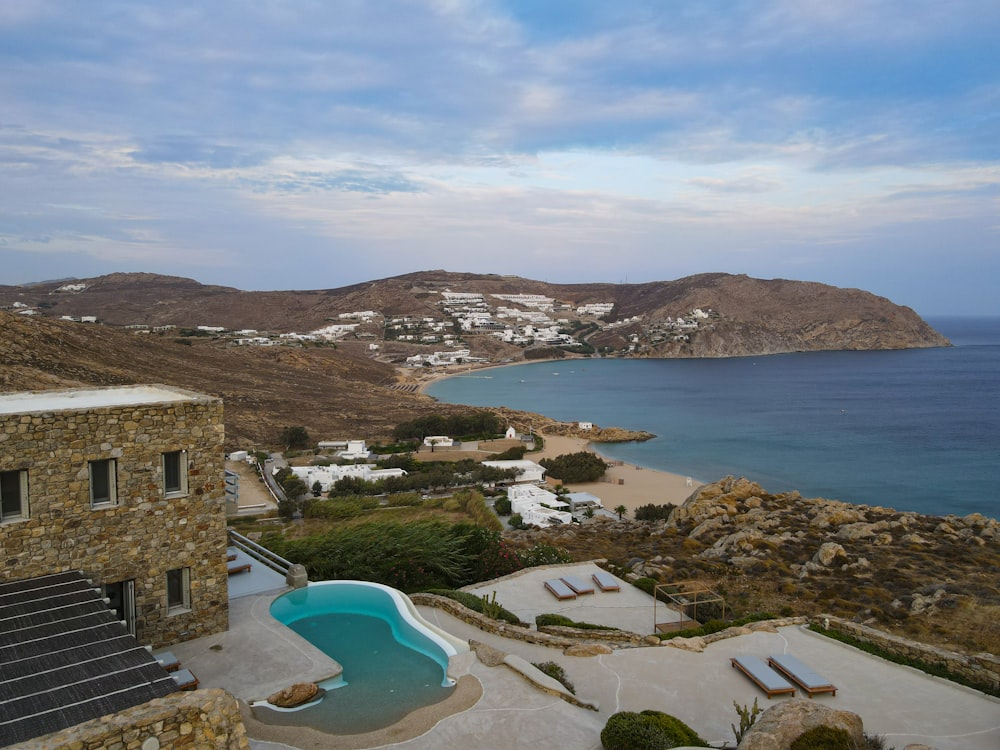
(532, 433), (702, 513)
(409, 361), (703, 513)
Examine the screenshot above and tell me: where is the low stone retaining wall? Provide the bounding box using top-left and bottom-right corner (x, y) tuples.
(538, 624), (647, 645)
(412, 593), (592, 649)
(817, 615), (1000, 694)
(13, 689), (249, 750)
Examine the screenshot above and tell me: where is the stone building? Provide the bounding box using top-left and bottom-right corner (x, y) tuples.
(0, 384), (229, 647)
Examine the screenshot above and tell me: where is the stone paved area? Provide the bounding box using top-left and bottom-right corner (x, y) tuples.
(169, 567), (1000, 750)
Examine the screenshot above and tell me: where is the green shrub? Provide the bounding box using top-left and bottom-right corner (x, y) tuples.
(423, 588), (523, 625)
(539, 451), (608, 483)
(634, 503), (674, 521)
(639, 710), (709, 747)
(516, 542), (572, 567)
(600, 711), (709, 750)
(304, 497), (379, 519)
(600, 712), (673, 750)
(493, 497), (512, 515)
(532, 661), (575, 694)
(789, 725), (853, 750)
(536, 613), (619, 631)
(657, 613), (777, 640)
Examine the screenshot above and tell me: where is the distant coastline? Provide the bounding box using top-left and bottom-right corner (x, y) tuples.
(424, 323), (1000, 519)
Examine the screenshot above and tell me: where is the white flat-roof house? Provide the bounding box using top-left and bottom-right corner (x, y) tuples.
(507, 484), (571, 527)
(423, 435), (454, 448)
(483, 459), (546, 484)
(289, 464), (407, 493)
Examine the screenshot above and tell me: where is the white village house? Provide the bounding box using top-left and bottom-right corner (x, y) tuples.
(481, 459), (546, 484)
(288, 464), (407, 493)
(507, 484), (572, 527)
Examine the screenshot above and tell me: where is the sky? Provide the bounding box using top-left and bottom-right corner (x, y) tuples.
(1, 1), (999, 315)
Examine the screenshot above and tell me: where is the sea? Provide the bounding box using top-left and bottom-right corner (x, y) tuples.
(425, 317), (1000, 520)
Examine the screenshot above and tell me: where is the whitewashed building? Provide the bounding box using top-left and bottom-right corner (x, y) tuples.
(507, 484), (572, 527)
(483, 459), (546, 484)
(288, 464), (407, 493)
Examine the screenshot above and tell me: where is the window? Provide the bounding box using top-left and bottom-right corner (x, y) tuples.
(89, 459), (117, 507)
(162, 450), (188, 497)
(1, 469), (28, 522)
(166, 567), (191, 613)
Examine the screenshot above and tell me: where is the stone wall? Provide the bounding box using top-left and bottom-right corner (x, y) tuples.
(0, 386), (229, 647)
(411, 593), (577, 648)
(10, 689), (249, 750)
(816, 615), (1000, 694)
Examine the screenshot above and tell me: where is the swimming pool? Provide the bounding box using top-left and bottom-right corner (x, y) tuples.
(262, 581), (468, 734)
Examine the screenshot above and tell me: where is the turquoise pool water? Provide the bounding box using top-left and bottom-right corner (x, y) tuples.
(265, 581), (457, 734)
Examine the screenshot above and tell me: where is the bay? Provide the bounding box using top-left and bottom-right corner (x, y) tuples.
(425, 317), (1000, 519)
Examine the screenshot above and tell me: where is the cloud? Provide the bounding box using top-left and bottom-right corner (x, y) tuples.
(0, 1), (998, 312)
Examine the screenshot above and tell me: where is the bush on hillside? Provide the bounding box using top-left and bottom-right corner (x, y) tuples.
(516, 542), (572, 567)
(634, 503), (674, 521)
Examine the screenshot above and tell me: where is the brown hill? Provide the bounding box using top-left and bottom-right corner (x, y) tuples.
(0, 311), (452, 449)
(0, 271), (948, 355)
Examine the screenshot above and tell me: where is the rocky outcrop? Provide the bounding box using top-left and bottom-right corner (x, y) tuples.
(738, 699), (864, 750)
(267, 683), (320, 708)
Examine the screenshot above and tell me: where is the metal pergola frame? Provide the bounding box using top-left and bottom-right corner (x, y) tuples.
(653, 579), (726, 632)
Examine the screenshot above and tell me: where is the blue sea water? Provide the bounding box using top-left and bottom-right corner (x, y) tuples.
(425, 317), (1000, 519)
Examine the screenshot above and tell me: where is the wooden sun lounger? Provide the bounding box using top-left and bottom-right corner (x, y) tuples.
(228, 563), (251, 575)
(731, 656), (796, 698)
(591, 570), (620, 592)
(171, 668), (199, 691)
(544, 578), (577, 600)
(560, 574), (595, 595)
(768, 654), (837, 697)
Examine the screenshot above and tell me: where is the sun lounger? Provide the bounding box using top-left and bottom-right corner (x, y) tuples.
(544, 578), (577, 600)
(154, 650), (180, 672)
(591, 570), (620, 592)
(228, 563), (251, 575)
(731, 656), (796, 698)
(171, 668), (199, 691)
(560, 574), (595, 595)
(768, 654), (837, 697)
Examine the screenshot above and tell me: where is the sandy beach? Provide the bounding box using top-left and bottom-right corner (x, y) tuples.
(411, 363), (704, 515)
(530, 433), (702, 515)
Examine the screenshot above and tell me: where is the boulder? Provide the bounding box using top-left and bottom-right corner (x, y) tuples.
(812, 542), (847, 567)
(267, 682), (320, 708)
(738, 699), (864, 750)
(470, 639), (507, 667)
(664, 636), (706, 652)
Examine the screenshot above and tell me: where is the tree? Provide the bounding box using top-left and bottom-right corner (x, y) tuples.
(614, 504), (628, 520)
(311, 480), (323, 497)
(539, 451), (608, 483)
(279, 425), (310, 450)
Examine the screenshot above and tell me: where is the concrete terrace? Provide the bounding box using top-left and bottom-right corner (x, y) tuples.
(166, 563), (1000, 750)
